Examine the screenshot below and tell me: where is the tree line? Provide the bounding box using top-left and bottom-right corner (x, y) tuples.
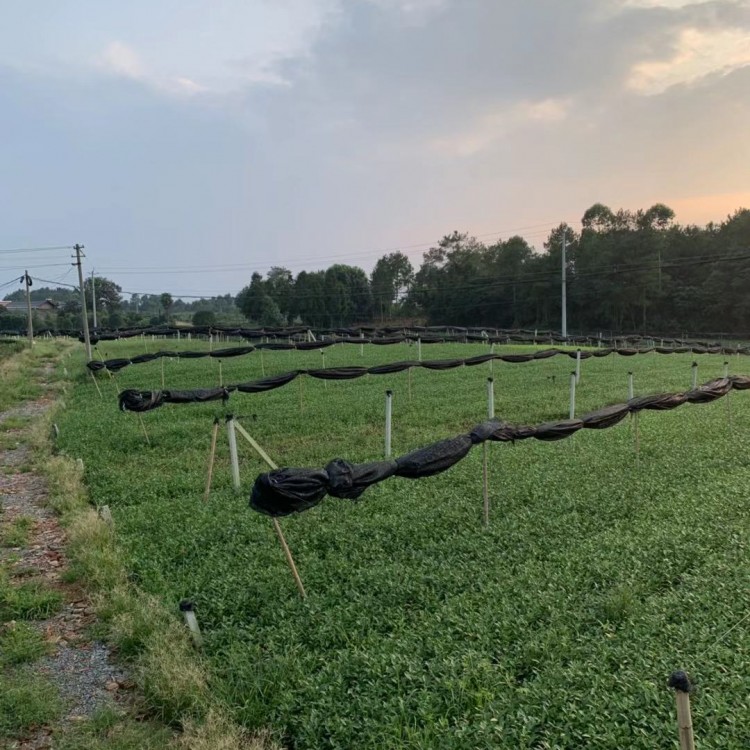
(236, 204), (750, 334)
(2, 203), (748, 334)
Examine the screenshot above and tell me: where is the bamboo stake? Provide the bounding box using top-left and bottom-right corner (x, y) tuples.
(138, 414), (151, 447)
(161, 357), (165, 389)
(203, 418), (220, 501)
(691, 361), (698, 390)
(628, 371), (634, 401)
(575, 348), (581, 383)
(407, 367), (412, 402)
(668, 672), (695, 750)
(90, 371), (103, 399)
(321, 350), (327, 389)
(232, 421), (307, 599)
(260, 348), (265, 377)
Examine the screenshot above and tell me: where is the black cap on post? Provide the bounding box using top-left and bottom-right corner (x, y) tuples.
(668, 670), (691, 693)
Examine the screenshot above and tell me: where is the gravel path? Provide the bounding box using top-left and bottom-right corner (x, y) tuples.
(0, 364), (131, 747)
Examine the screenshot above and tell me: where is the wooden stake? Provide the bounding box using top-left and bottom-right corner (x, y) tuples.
(628, 371), (634, 401)
(203, 419), (219, 501)
(232, 421), (307, 599)
(575, 348), (581, 383)
(321, 350), (327, 389)
(487, 377), (495, 419)
(161, 357), (165, 389)
(90, 371), (103, 399)
(668, 672), (696, 750)
(691, 361), (698, 390)
(138, 414), (151, 447)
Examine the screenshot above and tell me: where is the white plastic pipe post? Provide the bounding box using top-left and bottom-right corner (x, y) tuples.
(227, 417), (241, 491)
(691, 362), (698, 389)
(628, 372), (634, 401)
(575, 349), (581, 383)
(487, 377), (495, 419)
(385, 390), (393, 458)
(569, 371), (576, 419)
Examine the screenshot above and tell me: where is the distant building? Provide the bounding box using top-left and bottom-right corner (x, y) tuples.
(0, 299), (59, 317)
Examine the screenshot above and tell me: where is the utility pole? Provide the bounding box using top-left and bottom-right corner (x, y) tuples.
(23, 271), (33, 347)
(91, 269), (97, 329)
(73, 244), (92, 360)
(561, 231), (568, 340)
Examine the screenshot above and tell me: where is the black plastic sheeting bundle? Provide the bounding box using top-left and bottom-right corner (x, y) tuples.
(248, 375), (750, 517)
(87, 340), (750, 374)
(116, 346), (750, 412)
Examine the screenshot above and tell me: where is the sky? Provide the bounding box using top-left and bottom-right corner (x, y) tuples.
(0, 0), (749, 299)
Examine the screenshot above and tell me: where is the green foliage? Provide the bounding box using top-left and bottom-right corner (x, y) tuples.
(0, 621), (50, 666)
(0, 671), (61, 738)
(0, 515), (34, 547)
(192, 310), (217, 327)
(0, 569), (64, 620)
(54, 707), (174, 750)
(56, 339), (750, 748)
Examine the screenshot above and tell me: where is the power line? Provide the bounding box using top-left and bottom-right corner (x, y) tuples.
(0, 245), (74, 254)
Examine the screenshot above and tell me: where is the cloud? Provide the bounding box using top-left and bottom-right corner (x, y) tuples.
(428, 98), (572, 157)
(628, 26), (750, 93)
(101, 41), (145, 80)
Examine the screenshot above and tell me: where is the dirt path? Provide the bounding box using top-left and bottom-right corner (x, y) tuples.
(0, 366), (129, 749)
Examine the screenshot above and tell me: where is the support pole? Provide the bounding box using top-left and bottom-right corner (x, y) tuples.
(321, 350), (327, 389)
(668, 672), (695, 750)
(179, 601), (203, 649)
(227, 416), (240, 491)
(385, 390), (393, 458)
(691, 361), (698, 390)
(628, 371), (634, 401)
(407, 367), (412, 402)
(298, 375), (305, 413)
(89, 371), (103, 399)
(723, 360), (729, 378)
(569, 371), (576, 419)
(161, 357), (165, 389)
(575, 348), (581, 384)
(561, 232), (567, 340)
(260, 348), (265, 377)
(91, 269), (97, 330)
(482, 377), (495, 527)
(417, 338), (422, 362)
(203, 418), (219, 502)
(23, 271), (33, 347)
(137, 414), (151, 447)
(232, 421), (307, 599)
(73, 244), (92, 361)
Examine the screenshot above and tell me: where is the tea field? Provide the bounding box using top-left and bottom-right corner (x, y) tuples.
(56, 338), (750, 748)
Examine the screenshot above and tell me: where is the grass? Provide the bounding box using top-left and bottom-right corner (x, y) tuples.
(0, 621), (50, 666)
(54, 337), (750, 749)
(0, 568), (64, 620)
(0, 671), (61, 738)
(0, 515), (35, 547)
